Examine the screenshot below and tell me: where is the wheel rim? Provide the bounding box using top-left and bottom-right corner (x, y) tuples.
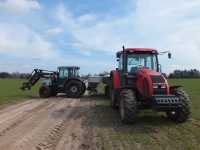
(167, 110), (179, 120)
(70, 85), (78, 93)
(171, 111), (176, 115)
(169, 111), (177, 116)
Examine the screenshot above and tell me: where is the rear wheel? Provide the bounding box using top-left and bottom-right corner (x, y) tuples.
(119, 89), (138, 124)
(65, 80), (84, 98)
(39, 86), (51, 98)
(166, 88), (191, 123)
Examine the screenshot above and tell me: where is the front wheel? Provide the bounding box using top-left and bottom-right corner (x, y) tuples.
(119, 89), (138, 124)
(166, 88), (191, 123)
(39, 86), (51, 98)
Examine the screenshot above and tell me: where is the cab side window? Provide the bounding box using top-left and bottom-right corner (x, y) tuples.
(59, 69), (69, 78)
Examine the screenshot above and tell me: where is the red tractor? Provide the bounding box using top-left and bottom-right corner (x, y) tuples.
(108, 46), (191, 123)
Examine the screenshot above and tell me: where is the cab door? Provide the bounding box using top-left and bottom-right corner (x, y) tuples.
(57, 68), (69, 88)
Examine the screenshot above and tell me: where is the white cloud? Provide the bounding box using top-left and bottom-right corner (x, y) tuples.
(0, 23), (111, 73)
(134, 0), (200, 72)
(77, 14), (97, 23)
(54, 1), (200, 72)
(0, 0), (41, 14)
(0, 23), (57, 60)
(46, 27), (64, 35)
(55, 3), (136, 53)
(1, 1), (200, 73)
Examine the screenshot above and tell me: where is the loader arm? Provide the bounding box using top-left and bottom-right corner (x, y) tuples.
(20, 69), (57, 90)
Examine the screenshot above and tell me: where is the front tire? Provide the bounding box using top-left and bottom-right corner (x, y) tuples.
(119, 89), (138, 124)
(166, 88), (191, 123)
(39, 86), (51, 98)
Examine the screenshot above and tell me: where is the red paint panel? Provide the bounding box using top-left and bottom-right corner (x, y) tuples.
(136, 70), (153, 97)
(112, 70), (121, 89)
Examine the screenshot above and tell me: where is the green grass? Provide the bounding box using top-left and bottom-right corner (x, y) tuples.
(94, 79), (200, 150)
(0, 79), (39, 105)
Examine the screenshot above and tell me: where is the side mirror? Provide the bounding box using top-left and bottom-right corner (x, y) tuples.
(117, 58), (120, 62)
(116, 68), (119, 70)
(116, 52), (120, 58)
(168, 53), (172, 59)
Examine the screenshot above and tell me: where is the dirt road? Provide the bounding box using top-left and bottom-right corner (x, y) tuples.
(0, 97), (96, 150)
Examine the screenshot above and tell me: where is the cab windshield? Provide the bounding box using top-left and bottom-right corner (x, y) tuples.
(127, 53), (158, 73)
(59, 68), (79, 78)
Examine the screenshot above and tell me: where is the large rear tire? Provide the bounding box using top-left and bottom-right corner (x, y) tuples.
(39, 86), (51, 98)
(166, 88), (191, 123)
(119, 89), (138, 124)
(65, 80), (84, 98)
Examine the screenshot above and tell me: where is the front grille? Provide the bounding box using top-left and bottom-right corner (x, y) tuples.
(151, 75), (166, 95)
(152, 95), (181, 111)
(151, 75), (165, 83)
(154, 96), (180, 105)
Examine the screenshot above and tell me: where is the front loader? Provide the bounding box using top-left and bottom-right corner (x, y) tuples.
(108, 47), (191, 123)
(21, 66), (86, 98)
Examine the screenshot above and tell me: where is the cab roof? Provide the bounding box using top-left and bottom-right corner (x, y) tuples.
(124, 48), (158, 53)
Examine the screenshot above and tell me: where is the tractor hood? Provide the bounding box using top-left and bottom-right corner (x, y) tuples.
(136, 68), (170, 97)
(137, 68), (166, 84)
(138, 68), (161, 76)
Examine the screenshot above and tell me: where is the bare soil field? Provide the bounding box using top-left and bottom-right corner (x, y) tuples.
(0, 97), (96, 150)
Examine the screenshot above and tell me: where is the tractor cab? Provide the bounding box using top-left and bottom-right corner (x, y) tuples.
(58, 66), (80, 79)
(117, 48), (160, 74)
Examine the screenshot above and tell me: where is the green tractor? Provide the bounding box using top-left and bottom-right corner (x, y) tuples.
(21, 66), (86, 98)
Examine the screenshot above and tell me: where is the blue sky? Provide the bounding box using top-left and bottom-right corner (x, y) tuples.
(0, 0), (200, 74)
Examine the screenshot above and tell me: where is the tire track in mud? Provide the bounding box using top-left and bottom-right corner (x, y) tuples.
(12, 99), (75, 150)
(35, 99), (96, 150)
(0, 99), (51, 137)
(36, 118), (69, 150)
(35, 100), (80, 150)
(0, 99), (59, 150)
(0, 98), (96, 150)
(0, 100), (34, 114)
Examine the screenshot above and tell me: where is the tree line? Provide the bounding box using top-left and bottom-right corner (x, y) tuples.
(168, 69), (200, 78)
(0, 72), (30, 79)
(0, 69), (200, 79)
